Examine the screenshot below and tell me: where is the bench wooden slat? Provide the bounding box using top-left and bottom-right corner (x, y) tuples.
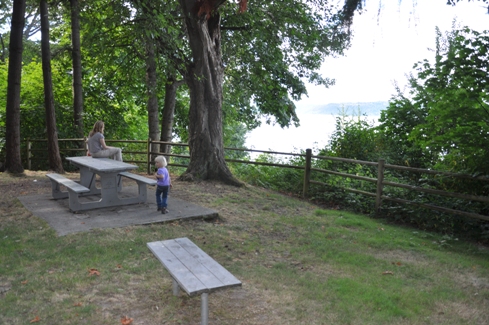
(148, 241), (208, 295)
(119, 171), (157, 186)
(175, 237), (241, 287)
(46, 173), (90, 193)
(164, 240), (224, 290)
(148, 238), (241, 296)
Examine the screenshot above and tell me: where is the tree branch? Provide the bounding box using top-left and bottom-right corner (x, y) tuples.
(221, 25), (250, 31)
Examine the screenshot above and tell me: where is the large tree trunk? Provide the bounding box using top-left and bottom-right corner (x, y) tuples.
(0, 34), (5, 62)
(41, 0), (64, 173)
(70, 0), (84, 138)
(160, 78), (184, 159)
(178, 0), (241, 186)
(145, 39), (160, 158)
(4, 0), (26, 174)
(135, 0), (160, 158)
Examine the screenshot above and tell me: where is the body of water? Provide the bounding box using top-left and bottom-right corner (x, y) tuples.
(245, 114), (335, 154)
(245, 109), (381, 155)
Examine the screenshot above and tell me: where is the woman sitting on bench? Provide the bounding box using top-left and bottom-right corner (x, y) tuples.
(87, 120), (123, 162)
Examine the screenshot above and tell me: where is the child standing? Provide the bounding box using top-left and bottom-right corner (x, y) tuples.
(155, 156), (172, 214)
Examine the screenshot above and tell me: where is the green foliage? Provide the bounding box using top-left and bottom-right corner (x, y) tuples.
(220, 0), (352, 128)
(223, 122), (249, 160)
(233, 152), (304, 194)
(407, 27), (489, 174)
(377, 88), (435, 169)
(327, 110), (379, 161)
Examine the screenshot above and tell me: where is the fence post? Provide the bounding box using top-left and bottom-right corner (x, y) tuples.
(375, 158), (385, 214)
(303, 148), (312, 198)
(27, 139), (32, 170)
(147, 138), (151, 174)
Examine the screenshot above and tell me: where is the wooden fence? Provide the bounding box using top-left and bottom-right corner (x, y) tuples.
(25, 138), (489, 222)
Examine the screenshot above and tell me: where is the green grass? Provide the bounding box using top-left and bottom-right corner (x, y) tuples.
(1, 171), (489, 324)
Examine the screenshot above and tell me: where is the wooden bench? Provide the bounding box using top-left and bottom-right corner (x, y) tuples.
(46, 173), (90, 211)
(147, 237), (241, 325)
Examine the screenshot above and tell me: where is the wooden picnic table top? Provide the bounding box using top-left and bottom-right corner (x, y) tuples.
(147, 237), (242, 296)
(66, 156), (137, 173)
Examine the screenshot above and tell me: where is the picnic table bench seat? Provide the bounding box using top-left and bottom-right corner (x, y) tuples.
(118, 171), (156, 203)
(46, 173), (90, 197)
(46, 173), (91, 211)
(118, 171), (157, 186)
(147, 237), (241, 325)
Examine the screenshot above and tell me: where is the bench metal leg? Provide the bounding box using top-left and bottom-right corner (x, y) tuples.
(201, 292), (209, 325)
(136, 182), (148, 202)
(67, 190), (82, 211)
(172, 278), (180, 296)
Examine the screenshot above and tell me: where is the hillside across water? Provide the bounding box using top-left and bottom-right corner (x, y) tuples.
(306, 101), (388, 116)
(245, 101), (387, 153)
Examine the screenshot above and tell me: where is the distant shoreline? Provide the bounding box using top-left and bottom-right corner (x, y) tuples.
(304, 101), (388, 116)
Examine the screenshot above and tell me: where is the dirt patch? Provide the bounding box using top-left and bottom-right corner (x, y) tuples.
(368, 249), (432, 267)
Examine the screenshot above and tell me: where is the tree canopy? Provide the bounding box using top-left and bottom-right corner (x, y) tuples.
(1, 0), (365, 179)
(377, 26), (489, 174)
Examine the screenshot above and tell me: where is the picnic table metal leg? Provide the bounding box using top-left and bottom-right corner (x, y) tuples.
(79, 167), (100, 195)
(201, 292), (209, 325)
(172, 278), (180, 296)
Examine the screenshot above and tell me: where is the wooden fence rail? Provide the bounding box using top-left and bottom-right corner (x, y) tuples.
(24, 138), (489, 222)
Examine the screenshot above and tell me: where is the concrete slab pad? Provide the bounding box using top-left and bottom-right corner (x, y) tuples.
(18, 186), (218, 236)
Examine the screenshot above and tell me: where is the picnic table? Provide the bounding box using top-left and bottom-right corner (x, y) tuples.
(46, 156), (156, 212)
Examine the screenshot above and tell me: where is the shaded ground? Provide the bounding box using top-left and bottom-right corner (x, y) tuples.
(18, 183), (218, 236)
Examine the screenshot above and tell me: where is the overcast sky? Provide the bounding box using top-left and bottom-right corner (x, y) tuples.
(295, 0), (488, 111)
(246, 1), (488, 152)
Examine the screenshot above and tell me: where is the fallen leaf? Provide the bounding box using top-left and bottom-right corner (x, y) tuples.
(73, 302), (83, 307)
(382, 271), (394, 275)
(88, 268), (100, 276)
(21, 280), (28, 285)
(30, 316), (40, 323)
(121, 315), (133, 325)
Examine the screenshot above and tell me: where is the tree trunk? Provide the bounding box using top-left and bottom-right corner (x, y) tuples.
(178, 0), (241, 186)
(145, 39), (160, 158)
(70, 0), (84, 138)
(41, 0), (64, 173)
(0, 34), (5, 63)
(160, 78), (184, 159)
(4, 0), (26, 174)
